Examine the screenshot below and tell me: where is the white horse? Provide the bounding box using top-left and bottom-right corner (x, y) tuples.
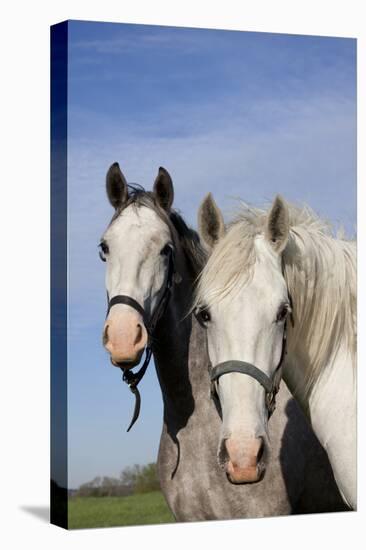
(195, 193), (356, 509)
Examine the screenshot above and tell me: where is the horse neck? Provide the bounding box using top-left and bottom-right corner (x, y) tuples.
(152, 254), (210, 423)
(283, 232), (356, 406)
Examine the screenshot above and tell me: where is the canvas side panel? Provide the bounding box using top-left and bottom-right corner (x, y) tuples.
(50, 20), (68, 530)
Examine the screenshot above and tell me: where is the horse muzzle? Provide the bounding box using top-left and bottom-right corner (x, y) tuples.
(103, 311), (148, 367)
(222, 436), (266, 484)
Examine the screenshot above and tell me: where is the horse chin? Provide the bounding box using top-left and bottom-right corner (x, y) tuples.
(110, 348), (145, 369)
(225, 461), (266, 484)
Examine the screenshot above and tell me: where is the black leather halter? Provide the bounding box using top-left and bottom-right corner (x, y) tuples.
(106, 247), (175, 431)
(210, 318), (289, 418)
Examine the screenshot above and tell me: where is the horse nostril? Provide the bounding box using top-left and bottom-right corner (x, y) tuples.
(257, 437), (265, 463)
(103, 325), (109, 346)
(134, 323), (143, 346)
(218, 438), (229, 469)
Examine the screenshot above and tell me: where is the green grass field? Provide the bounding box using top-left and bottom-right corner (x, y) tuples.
(68, 491), (175, 529)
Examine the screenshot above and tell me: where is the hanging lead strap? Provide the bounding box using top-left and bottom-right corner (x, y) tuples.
(121, 346), (153, 432)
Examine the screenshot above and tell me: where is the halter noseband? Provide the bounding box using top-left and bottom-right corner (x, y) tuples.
(106, 246), (175, 431)
(209, 319), (288, 418)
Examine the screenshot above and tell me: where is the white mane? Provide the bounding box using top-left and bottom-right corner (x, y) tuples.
(195, 200), (356, 393)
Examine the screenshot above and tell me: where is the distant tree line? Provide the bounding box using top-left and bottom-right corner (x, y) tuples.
(75, 463), (160, 498)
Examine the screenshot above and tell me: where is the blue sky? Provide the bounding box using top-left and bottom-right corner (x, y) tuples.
(66, 20), (356, 488)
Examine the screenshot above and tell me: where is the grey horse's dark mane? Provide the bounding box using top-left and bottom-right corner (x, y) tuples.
(110, 183), (207, 279)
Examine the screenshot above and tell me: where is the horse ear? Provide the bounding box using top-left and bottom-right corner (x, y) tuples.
(153, 167), (174, 211)
(265, 195), (289, 253)
(106, 162), (128, 209)
(198, 193), (225, 251)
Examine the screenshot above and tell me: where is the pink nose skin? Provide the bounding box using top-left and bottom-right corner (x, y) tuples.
(225, 437), (265, 484)
(103, 311), (148, 367)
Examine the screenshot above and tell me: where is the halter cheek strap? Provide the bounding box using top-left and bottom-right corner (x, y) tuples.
(106, 247), (175, 431)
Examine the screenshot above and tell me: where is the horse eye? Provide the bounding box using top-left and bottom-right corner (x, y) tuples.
(100, 241), (109, 254)
(196, 307), (211, 326)
(276, 304), (289, 323)
(98, 241), (109, 262)
(161, 243), (173, 256)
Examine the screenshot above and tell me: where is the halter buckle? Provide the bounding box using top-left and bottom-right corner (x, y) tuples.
(122, 369), (137, 388)
(266, 390), (277, 417)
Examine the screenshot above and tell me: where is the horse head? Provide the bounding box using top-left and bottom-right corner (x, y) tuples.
(195, 193), (291, 483)
(100, 163), (177, 368)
